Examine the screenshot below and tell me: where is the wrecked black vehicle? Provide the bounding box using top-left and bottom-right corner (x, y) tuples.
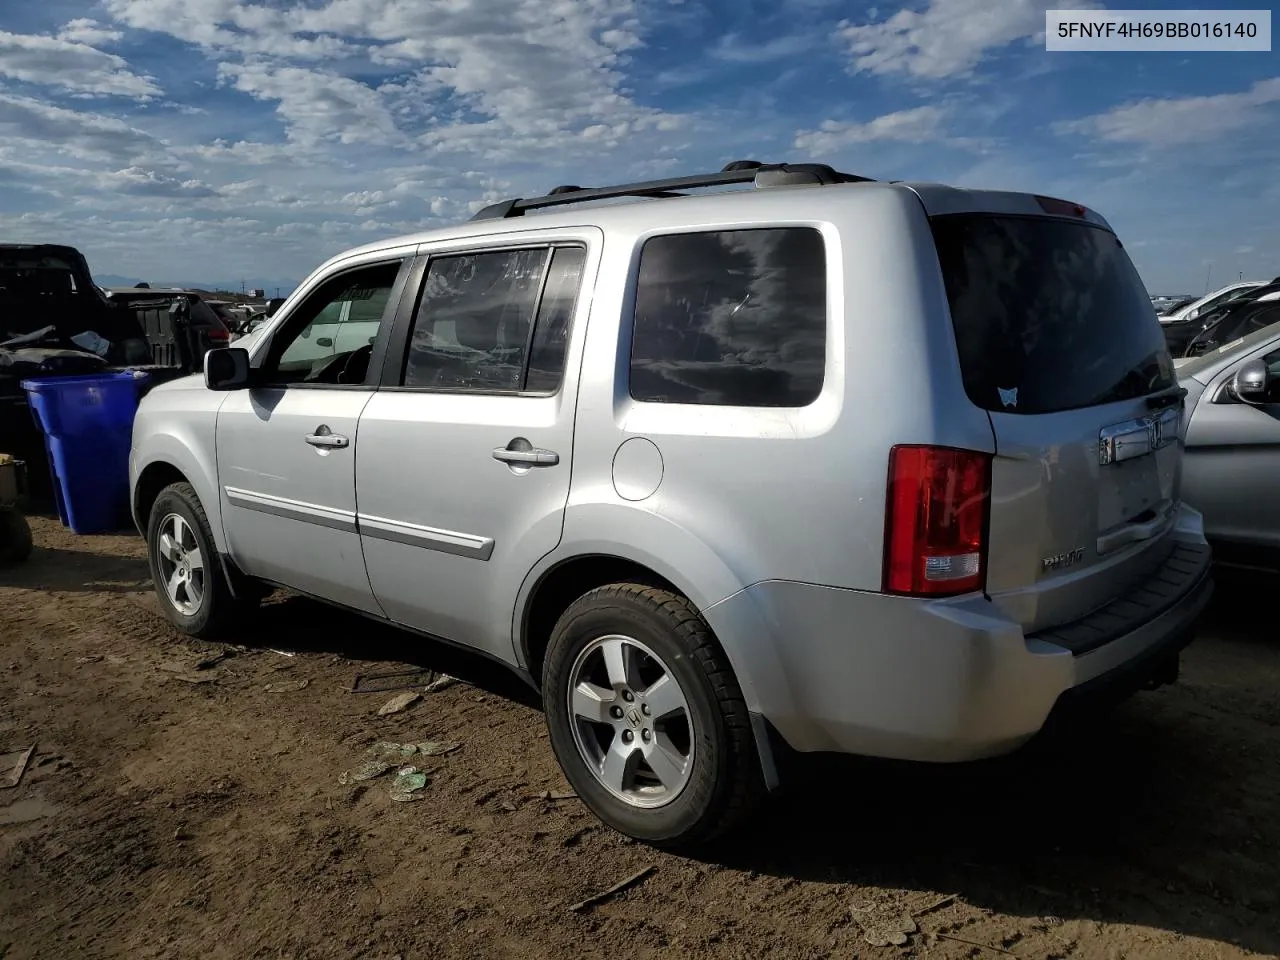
(0, 243), (229, 442)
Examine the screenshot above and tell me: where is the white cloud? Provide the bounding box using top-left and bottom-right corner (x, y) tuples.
(0, 93), (163, 162)
(0, 29), (161, 99)
(795, 105), (949, 154)
(58, 19), (125, 46)
(840, 0), (1096, 80)
(104, 0), (685, 160)
(709, 32), (816, 62)
(216, 61), (404, 147)
(1055, 78), (1280, 146)
(103, 0), (353, 60)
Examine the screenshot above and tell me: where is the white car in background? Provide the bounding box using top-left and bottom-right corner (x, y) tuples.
(1160, 281), (1267, 325)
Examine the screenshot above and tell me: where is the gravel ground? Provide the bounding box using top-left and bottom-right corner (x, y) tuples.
(1, 515), (1277, 960)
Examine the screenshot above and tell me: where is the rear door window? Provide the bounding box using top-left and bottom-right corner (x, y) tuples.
(931, 215), (1175, 414)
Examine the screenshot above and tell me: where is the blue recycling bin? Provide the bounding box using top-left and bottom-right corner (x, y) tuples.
(20, 372), (150, 534)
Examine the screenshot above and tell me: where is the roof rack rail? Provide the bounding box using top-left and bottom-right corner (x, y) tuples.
(470, 160), (873, 221)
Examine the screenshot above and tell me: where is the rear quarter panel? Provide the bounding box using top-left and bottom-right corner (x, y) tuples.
(555, 184), (994, 600)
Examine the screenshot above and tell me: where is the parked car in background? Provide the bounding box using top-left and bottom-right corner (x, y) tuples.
(1155, 296), (1195, 317)
(1160, 281), (1266, 325)
(130, 161), (1212, 848)
(1179, 322), (1280, 571)
(1, 247), (227, 443)
(1164, 281), (1280, 357)
(101, 288), (232, 353)
(1183, 292), (1280, 357)
(1151, 294), (1194, 314)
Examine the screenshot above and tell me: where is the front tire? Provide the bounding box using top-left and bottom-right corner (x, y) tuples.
(542, 583), (762, 849)
(146, 482), (255, 638)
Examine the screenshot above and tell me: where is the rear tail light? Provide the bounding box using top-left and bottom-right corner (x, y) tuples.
(883, 445), (991, 597)
(206, 326), (230, 343)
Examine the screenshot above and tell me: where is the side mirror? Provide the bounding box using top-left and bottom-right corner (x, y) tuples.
(265, 297), (285, 317)
(1233, 358), (1270, 401)
(204, 347), (252, 391)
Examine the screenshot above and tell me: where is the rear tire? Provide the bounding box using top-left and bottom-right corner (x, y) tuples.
(146, 482), (256, 638)
(542, 583), (762, 849)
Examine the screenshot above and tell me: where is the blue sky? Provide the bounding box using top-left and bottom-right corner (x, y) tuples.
(0, 0), (1276, 292)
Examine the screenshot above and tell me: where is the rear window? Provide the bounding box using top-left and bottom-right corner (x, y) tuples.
(931, 215), (1175, 414)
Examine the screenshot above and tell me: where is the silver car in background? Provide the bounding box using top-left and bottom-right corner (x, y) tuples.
(1179, 323), (1280, 572)
(129, 162), (1213, 848)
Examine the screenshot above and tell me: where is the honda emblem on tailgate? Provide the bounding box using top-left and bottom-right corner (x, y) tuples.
(1098, 407), (1180, 465)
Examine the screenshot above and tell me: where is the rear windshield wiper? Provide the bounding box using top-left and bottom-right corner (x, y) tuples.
(1145, 385), (1188, 410)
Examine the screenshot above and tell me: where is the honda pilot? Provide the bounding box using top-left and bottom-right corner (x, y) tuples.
(129, 162), (1213, 848)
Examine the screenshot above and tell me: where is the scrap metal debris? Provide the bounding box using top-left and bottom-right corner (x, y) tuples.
(415, 740), (461, 757)
(349, 667), (435, 694)
(568, 866), (656, 914)
(931, 932), (1019, 956)
(377, 691), (421, 716)
(2, 744), (35, 789)
(425, 674), (460, 693)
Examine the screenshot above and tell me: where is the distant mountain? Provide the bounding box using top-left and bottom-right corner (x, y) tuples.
(95, 274), (298, 297)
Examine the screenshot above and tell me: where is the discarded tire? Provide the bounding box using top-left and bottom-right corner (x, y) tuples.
(0, 509), (33, 565)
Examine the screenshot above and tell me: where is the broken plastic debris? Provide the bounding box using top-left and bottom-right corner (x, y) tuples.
(70, 330), (112, 357)
(389, 765), (428, 802)
(849, 904), (918, 948)
(377, 691), (421, 716)
(338, 759), (395, 785)
(264, 679), (309, 693)
(338, 740), (457, 786)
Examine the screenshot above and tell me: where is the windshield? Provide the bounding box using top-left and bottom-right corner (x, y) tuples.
(931, 214), (1176, 414)
(1178, 320), (1280, 379)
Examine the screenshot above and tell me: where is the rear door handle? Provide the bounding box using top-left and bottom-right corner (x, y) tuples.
(306, 431), (349, 449)
(315, 337), (333, 348)
(492, 446), (559, 466)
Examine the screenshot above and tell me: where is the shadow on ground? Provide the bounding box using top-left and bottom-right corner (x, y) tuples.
(700, 571), (1280, 954)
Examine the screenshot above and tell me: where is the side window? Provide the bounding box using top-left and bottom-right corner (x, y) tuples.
(629, 227), (827, 407)
(269, 261), (401, 385)
(525, 246), (587, 393)
(1247, 304), (1280, 336)
(402, 245), (585, 393)
(1263, 348), (1280, 404)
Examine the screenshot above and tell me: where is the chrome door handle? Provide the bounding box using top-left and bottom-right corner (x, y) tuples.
(306, 432), (349, 449)
(492, 446), (559, 466)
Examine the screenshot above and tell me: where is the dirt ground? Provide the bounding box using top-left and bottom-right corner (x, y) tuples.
(1, 515), (1277, 960)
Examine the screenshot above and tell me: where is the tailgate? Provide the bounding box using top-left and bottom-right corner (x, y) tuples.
(985, 399), (1183, 633)
(929, 207), (1186, 635)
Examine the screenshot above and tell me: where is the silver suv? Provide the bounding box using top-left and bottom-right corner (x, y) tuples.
(129, 161), (1213, 848)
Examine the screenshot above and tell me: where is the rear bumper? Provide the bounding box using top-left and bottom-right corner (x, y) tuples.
(704, 507), (1212, 763)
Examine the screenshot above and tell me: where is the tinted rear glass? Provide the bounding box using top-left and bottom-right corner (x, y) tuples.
(931, 215), (1175, 414)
